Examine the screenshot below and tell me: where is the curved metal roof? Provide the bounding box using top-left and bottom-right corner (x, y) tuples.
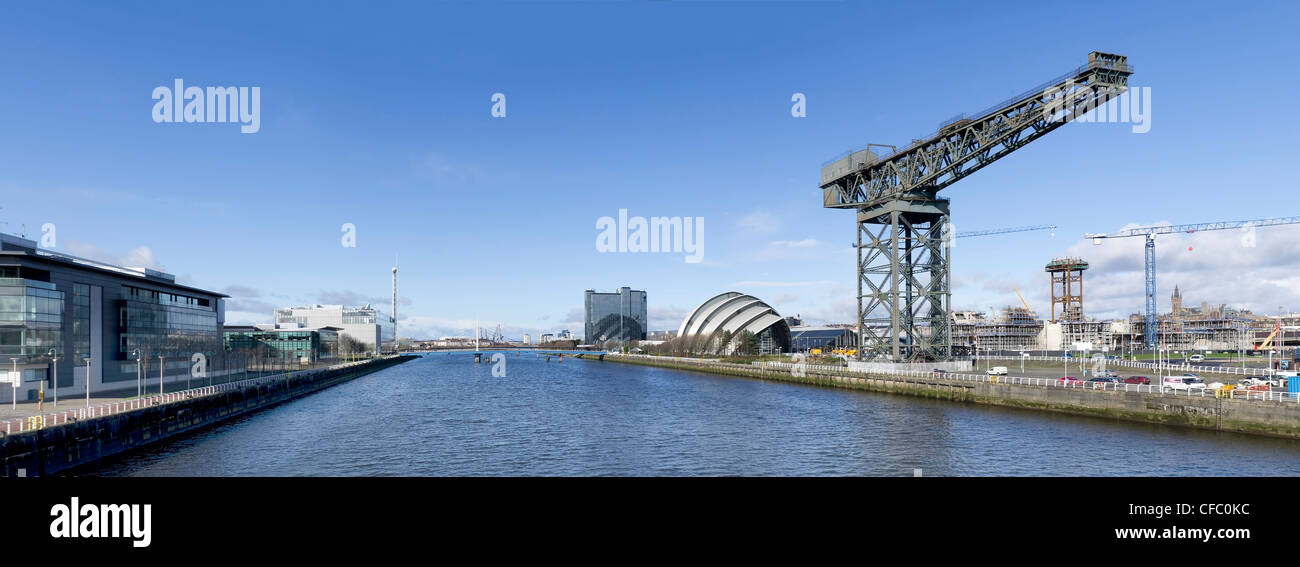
(678, 291), (788, 340)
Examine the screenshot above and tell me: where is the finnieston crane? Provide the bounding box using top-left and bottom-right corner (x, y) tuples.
(1084, 216), (1300, 350)
(821, 52), (1133, 362)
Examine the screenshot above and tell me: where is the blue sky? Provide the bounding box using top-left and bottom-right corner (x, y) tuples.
(3, 1), (1299, 339)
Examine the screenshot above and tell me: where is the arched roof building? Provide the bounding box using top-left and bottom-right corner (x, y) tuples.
(677, 292), (791, 354)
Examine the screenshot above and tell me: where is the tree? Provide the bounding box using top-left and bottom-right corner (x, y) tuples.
(716, 330), (733, 356)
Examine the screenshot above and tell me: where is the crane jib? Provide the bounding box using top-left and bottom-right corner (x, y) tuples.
(820, 52), (1133, 211)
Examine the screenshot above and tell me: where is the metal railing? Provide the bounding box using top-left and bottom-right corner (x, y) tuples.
(974, 354), (1277, 377)
(0, 357), (392, 436)
(595, 354), (1299, 406)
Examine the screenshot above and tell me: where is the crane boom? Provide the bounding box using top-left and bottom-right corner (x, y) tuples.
(957, 224), (1055, 239)
(1085, 216), (1300, 240)
(1013, 286), (1039, 321)
(822, 52), (1133, 211)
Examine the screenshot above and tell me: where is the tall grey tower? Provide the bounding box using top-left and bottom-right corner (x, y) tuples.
(392, 261), (398, 352)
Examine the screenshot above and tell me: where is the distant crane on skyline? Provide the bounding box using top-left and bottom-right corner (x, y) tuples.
(1085, 215), (1300, 349)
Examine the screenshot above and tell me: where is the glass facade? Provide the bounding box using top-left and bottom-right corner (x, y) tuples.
(584, 287), (648, 342)
(224, 328), (338, 361)
(0, 277), (65, 359)
(72, 283), (90, 363)
(118, 284), (220, 358)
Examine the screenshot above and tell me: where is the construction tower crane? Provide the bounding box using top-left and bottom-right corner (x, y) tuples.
(822, 51), (1132, 362)
(853, 224), (1054, 248)
(956, 224), (1055, 239)
(1085, 216), (1300, 350)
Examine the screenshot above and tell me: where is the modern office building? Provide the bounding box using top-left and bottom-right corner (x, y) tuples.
(790, 326), (859, 352)
(584, 287), (647, 343)
(1, 233), (232, 400)
(223, 325), (340, 363)
(273, 304), (394, 353)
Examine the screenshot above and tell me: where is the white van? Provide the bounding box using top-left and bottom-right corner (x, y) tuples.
(987, 366), (1008, 376)
(1189, 354), (1205, 363)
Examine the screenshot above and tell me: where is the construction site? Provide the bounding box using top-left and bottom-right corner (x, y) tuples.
(950, 268), (1283, 356)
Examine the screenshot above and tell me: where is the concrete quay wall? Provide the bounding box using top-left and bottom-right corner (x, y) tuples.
(0, 355), (416, 477)
(589, 354), (1300, 439)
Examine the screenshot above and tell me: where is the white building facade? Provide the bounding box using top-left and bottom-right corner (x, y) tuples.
(274, 304), (394, 354)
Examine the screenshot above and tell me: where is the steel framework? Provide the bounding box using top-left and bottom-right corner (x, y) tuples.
(1045, 258), (1088, 323)
(824, 52), (1132, 361)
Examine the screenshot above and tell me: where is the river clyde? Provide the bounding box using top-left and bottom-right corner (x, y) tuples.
(89, 353), (1300, 476)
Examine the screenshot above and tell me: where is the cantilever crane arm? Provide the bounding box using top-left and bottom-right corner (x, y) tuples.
(956, 224), (1055, 239)
(822, 52), (1133, 211)
(1084, 216), (1300, 240)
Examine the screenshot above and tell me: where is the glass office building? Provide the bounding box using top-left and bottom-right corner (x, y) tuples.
(273, 304), (394, 353)
(1, 233), (229, 400)
(224, 325), (339, 362)
(584, 287), (648, 343)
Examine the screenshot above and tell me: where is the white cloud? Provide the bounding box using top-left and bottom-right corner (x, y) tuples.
(769, 238), (820, 248)
(728, 280), (836, 288)
(737, 211), (781, 234)
(63, 239), (164, 271)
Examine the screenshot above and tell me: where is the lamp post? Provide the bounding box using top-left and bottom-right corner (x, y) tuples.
(48, 349), (58, 409)
(9, 358), (18, 411)
(85, 357), (92, 408)
(131, 349), (141, 398)
(157, 354), (165, 397)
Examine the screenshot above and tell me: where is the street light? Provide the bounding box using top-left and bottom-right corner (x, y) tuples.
(48, 348), (58, 409)
(84, 357), (92, 408)
(131, 349), (141, 398)
(156, 354), (165, 397)
(9, 358), (18, 411)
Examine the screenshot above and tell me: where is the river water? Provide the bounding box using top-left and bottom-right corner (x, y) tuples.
(93, 353), (1300, 476)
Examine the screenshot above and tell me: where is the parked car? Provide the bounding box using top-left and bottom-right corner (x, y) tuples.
(1058, 376), (1082, 385)
(987, 366), (1008, 376)
(1099, 369), (1120, 378)
(1124, 376), (1151, 385)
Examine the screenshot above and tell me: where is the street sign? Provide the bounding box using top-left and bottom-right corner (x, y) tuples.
(4, 370), (19, 387)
